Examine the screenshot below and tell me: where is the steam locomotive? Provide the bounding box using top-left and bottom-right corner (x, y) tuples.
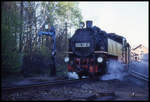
(64, 21), (130, 79)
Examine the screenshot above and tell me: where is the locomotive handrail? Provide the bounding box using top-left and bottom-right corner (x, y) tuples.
(94, 51), (118, 57)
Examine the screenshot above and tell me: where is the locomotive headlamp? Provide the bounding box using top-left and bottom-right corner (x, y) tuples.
(97, 57), (103, 63)
(64, 57), (69, 63)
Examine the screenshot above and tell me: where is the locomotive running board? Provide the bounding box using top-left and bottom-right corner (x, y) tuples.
(64, 52), (73, 54)
(94, 51), (108, 54)
(64, 51), (108, 54)
(64, 51), (109, 54)
(64, 51), (117, 57)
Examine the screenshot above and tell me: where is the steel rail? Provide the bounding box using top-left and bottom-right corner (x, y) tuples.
(130, 70), (149, 82)
(2, 78), (88, 91)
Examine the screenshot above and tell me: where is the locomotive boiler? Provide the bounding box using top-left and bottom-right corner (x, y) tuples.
(64, 21), (130, 79)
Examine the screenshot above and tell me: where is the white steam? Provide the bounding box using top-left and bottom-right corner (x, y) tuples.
(129, 54), (149, 77)
(67, 72), (79, 79)
(67, 54), (148, 81)
(101, 60), (128, 81)
(101, 54), (149, 81)
(141, 54), (148, 62)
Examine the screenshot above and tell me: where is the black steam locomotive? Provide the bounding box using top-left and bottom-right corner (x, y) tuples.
(64, 21), (130, 79)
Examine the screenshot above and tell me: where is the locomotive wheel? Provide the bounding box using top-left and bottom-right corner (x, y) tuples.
(78, 73), (82, 79)
(94, 74), (99, 81)
(88, 73), (99, 80)
(88, 74), (93, 79)
(100, 62), (107, 75)
(88, 73), (95, 79)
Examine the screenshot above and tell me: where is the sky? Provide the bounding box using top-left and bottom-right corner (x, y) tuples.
(78, 2), (149, 49)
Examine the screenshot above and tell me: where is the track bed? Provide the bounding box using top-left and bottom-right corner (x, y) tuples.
(2, 76), (148, 101)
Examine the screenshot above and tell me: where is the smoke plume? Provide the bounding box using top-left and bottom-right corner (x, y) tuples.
(101, 60), (128, 81)
(129, 54), (148, 77)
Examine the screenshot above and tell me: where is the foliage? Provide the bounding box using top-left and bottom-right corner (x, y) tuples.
(1, 1), (83, 77)
(1, 2), (22, 75)
(34, 2), (83, 76)
(39, 45), (51, 57)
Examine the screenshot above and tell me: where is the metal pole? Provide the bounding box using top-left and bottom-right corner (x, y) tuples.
(65, 22), (68, 53)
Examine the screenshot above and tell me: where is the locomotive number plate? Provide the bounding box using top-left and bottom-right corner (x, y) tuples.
(75, 43), (90, 47)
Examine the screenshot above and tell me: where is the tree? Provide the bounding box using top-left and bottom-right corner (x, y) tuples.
(2, 2), (22, 75)
(19, 1), (23, 53)
(2, 1), (83, 77)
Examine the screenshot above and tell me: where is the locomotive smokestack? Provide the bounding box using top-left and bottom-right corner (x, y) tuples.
(86, 20), (93, 28)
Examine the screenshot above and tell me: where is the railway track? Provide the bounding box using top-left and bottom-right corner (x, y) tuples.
(2, 76), (148, 101)
(2, 78), (89, 92)
(129, 70), (149, 82)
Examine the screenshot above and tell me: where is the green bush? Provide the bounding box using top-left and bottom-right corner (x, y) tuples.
(40, 45), (51, 58)
(2, 52), (23, 74)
